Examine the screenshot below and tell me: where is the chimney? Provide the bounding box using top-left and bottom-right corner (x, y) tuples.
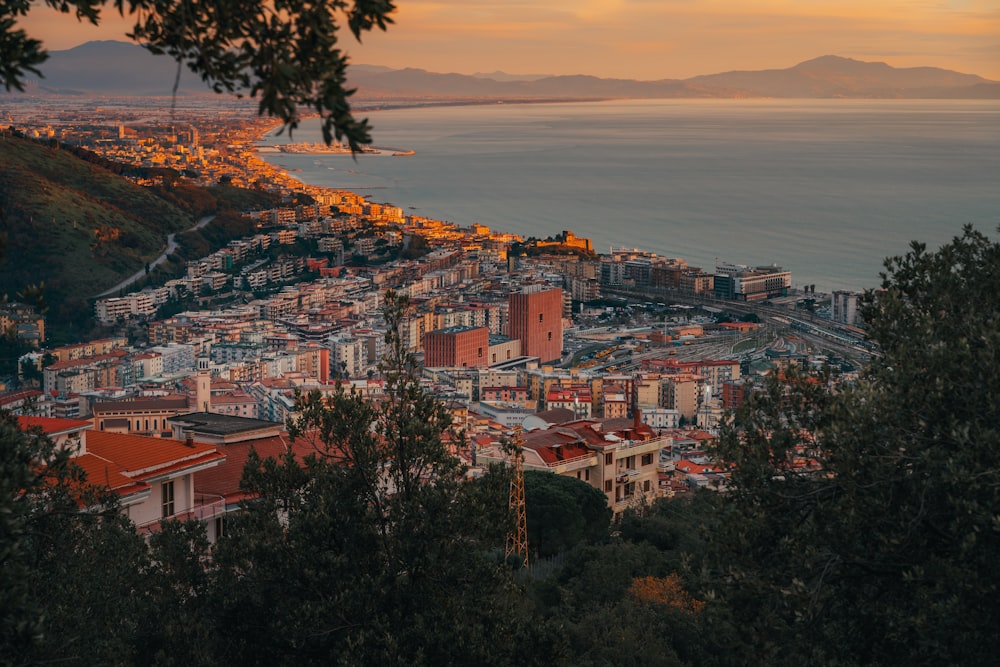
(183, 429), (195, 447)
(634, 406), (642, 431)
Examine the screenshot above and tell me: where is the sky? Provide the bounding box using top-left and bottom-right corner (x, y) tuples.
(19, 0), (1000, 80)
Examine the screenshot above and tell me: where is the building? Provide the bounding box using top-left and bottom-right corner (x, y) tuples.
(423, 326), (490, 368)
(832, 290), (860, 325)
(92, 395), (191, 436)
(663, 374), (703, 421)
(19, 416), (227, 540)
(715, 262), (791, 301)
(508, 287), (563, 364)
(486, 335), (521, 367)
(481, 414), (667, 515)
(544, 385), (593, 419)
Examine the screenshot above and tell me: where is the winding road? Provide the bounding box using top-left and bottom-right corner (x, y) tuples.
(95, 214), (215, 298)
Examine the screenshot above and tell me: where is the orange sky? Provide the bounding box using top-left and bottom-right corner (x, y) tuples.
(19, 1), (1000, 80)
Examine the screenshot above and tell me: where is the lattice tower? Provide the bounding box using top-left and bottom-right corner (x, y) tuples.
(505, 427), (529, 568)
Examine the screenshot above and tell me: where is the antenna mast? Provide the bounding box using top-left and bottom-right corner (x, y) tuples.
(505, 426), (529, 568)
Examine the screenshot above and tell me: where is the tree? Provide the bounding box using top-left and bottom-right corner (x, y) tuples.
(705, 226), (1000, 665)
(524, 470), (611, 558)
(203, 292), (543, 665)
(1, 0), (395, 149)
(0, 413), (154, 665)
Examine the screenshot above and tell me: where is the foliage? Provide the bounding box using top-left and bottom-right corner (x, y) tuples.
(201, 292), (540, 664)
(524, 469), (611, 558)
(629, 574), (705, 614)
(1, 0), (395, 149)
(706, 226), (1000, 665)
(0, 131), (195, 338)
(0, 413), (154, 665)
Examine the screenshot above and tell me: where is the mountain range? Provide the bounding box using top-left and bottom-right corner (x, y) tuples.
(9, 41), (999, 100)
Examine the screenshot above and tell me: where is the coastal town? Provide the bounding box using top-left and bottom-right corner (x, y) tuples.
(2, 101), (870, 532)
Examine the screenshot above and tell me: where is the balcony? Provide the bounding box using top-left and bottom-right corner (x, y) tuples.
(615, 435), (671, 453)
(135, 493), (226, 536)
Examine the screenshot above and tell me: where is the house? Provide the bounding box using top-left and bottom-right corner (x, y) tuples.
(19, 416), (227, 539)
(479, 411), (668, 514)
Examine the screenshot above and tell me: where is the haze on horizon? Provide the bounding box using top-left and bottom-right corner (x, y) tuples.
(19, 0), (1000, 81)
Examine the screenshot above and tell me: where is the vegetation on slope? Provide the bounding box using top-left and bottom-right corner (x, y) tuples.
(0, 131), (281, 342)
(0, 131), (192, 334)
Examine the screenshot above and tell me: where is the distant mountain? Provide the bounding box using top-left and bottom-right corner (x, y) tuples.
(18, 40), (215, 96)
(349, 55), (997, 100)
(8, 42), (998, 100)
(687, 55), (994, 98)
(471, 71), (554, 82)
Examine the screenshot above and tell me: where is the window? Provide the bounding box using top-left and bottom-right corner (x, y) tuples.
(643, 479), (651, 492)
(547, 331), (552, 341)
(539, 313), (543, 323)
(641, 453), (653, 466)
(478, 347), (483, 358)
(604, 480), (612, 492)
(215, 516), (226, 539)
(605, 453), (613, 465)
(585, 469), (590, 481)
(161, 481), (175, 518)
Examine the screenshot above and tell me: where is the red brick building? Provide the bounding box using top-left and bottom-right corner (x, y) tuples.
(423, 326), (489, 368)
(508, 287), (563, 364)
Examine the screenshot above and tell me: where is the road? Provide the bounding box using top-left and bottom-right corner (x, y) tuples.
(95, 215), (215, 298)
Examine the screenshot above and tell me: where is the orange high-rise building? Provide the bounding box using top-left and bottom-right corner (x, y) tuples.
(508, 288), (563, 364)
(423, 326), (490, 368)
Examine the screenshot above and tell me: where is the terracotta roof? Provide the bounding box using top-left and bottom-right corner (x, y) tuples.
(0, 389), (43, 405)
(46, 349), (128, 371)
(210, 391), (256, 404)
(86, 431), (225, 480)
(18, 416), (92, 436)
(676, 459), (718, 474)
(72, 453), (150, 501)
(528, 406), (570, 420)
(194, 433), (314, 504)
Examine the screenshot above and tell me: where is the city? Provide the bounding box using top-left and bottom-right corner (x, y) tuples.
(1, 101), (873, 523)
(2, 9), (996, 658)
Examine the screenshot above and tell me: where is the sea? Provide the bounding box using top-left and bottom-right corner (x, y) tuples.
(257, 99), (1000, 292)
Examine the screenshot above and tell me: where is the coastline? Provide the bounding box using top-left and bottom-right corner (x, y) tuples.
(252, 99), (1000, 294)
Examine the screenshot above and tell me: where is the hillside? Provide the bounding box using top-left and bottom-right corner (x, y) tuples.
(0, 132), (194, 337)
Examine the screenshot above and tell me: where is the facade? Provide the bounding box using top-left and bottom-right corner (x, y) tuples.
(663, 374), (703, 421)
(832, 290), (860, 324)
(20, 417), (227, 540)
(507, 287), (563, 364)
(482, 415), (666, 515)
(486, 335), (521, 366)
(716, 262), (792, 301)
(423, 326), (490, 368)
(92, 396), (191, 435)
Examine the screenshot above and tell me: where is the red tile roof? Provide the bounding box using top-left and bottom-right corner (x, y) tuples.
(86, 431), (225, 480)
(72, 453), (150, 501)
(194, 433), (314, 504)
(18, 416), (92, 436)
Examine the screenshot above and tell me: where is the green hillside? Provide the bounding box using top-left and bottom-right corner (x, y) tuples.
(0, 132), (194, 336)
